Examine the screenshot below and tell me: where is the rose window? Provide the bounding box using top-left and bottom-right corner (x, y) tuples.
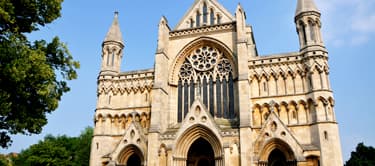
(188, 46), (220, 71)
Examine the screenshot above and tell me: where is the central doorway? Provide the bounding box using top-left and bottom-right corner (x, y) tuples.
(118, 145), (144, 166)
(268, 149), (287, 166)
(126, 153), (141, 166)
(187, 138), (215, 166)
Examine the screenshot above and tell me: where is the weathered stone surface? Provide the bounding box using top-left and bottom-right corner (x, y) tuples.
(90, 0), (343, 166)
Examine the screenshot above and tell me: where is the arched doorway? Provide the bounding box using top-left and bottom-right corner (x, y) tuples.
(118, 145), (144, 166)
(186, 138), (215, 166)
(268, 149), (287, 166)
(173, 125), (223, 165)
(258, 139), (297, 166)
(127, 153), (141, 166)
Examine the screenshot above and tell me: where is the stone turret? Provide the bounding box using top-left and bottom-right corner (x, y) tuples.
(100, 12), (124, 75)
(295, 0), (325, 51)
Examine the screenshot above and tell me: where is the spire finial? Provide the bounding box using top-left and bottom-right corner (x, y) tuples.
(104, 11), (124, 45)
(295, 0), (320, 17)
(114, 11), (119, 18)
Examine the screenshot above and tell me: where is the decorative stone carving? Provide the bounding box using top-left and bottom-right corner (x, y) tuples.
(98, 69), (154, 95)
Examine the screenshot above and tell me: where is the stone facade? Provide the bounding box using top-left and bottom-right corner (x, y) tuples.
(90, 0), (343, 165)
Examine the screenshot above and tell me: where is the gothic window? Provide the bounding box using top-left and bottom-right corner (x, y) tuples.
(300, 22), (307, 45)
(309, 20), (316, 42)
(111, 52), (115, 66)
(106, 52), (110, 66)
(324, 131), (328, 140)
(177, 46), (235, 122)
(210, 9), (215, 25)
(203, 3), (208, 25)
(196, 11), (201, 27)
(217, 14), (221, 24)
(190, 18), (194, 28)
(263, 82), (267, 92)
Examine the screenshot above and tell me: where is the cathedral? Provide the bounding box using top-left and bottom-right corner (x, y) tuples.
(90, 0), (343, 165)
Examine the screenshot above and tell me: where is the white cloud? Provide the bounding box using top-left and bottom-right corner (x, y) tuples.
(315, 0), (375, 47)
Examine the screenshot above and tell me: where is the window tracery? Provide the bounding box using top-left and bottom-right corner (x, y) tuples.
(177, 45), (235, 122)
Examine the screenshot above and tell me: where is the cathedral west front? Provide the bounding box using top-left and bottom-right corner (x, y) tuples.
(90, 0), (343, 165)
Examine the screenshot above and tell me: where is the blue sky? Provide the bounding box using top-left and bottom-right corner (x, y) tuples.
(1, 0), (374, 162)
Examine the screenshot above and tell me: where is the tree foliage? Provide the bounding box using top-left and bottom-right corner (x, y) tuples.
(0, 0), (79, 148)
(345, 142), (375, 166)
(13, 127), (93, 166)
(0, 154), (13, 166)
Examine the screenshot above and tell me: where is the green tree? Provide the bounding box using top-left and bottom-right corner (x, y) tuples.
(345, 142), (375, 166)
(0, 0), (79, 148)
(0, 154), (10, 166)
(14, 127), (93, 166)
(73, 127), (93, 166)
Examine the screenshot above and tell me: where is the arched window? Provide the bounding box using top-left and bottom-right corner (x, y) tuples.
(111, 52), (115, 66)
(300, 22), (307, 45)
(263, 82), (267, 92)
(203, 3), (208, 25)
(177, 45), (235, 122)
(190, 18), (194, 28)
(309, 20), (316, 42)
(106, 52), (110, 66)
(210, 9), (215, 25)
(196, 11), (201, 27)
(217, 14), (221, 24)
(324, 131), (328, 140)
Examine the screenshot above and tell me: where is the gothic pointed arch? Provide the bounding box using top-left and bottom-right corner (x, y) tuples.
(172, 37), (237, 122)
(173, 124), (223, 165)
(254, 111), (307, 163)
(258, 138), (297, 166)
(174, 0), (235, 30)
(107, 122), (147, 165)
(170, 36), (236, 85)
(259, 138), (295, 161)
(118, 145), (145, 166)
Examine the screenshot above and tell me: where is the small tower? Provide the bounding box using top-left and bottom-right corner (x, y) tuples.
(295, 0), (324, 51)
(100, 12), (124, 75)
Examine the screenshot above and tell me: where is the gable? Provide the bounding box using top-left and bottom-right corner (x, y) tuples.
(108, 122), (147, 162)
(253, 111), (306, 161)
(175, 0), (234, 30)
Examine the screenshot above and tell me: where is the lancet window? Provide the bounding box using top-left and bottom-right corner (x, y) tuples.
(300, 22), (307, 45)
(177, 46), (235, 122)
(203, 3), (208, 24)
(196, 11), (201, 27)
(210, 9), (215, 25)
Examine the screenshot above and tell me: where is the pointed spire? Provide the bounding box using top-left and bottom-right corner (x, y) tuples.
(104, 11), (124, 45)
(295, 0), (320, 16)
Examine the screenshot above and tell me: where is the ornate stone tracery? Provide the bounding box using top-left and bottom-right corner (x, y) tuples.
(179, 46), (233, 83)
(177, 45), (235, 122)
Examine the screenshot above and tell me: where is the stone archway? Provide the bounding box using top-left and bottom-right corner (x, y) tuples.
(187, 138), (215, 166)
(173, 125), (223, 166)
(118, 145), (145, 166)
(258, 139), (297, 166)
(268, 149), (287, 166)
